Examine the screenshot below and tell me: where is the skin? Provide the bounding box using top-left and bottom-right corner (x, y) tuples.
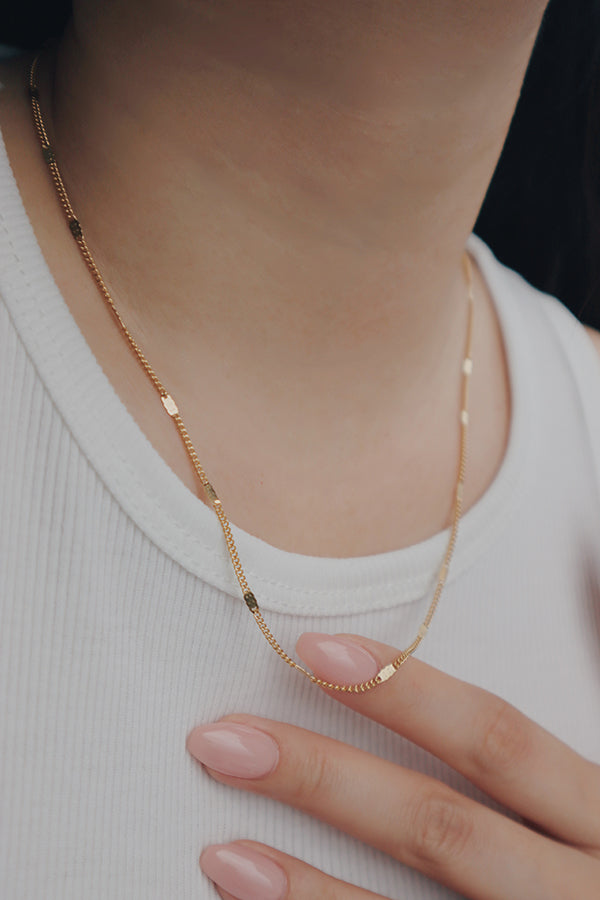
(0, 0), (529, 556)
(1, 0), (600, 895)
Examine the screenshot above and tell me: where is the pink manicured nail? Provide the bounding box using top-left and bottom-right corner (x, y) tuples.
(201, 844), (287, 900)
(296, 632), (379, 684)
(186, 722), (279, 778)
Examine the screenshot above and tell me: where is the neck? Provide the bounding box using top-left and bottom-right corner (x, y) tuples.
(47, 1), (545, 410)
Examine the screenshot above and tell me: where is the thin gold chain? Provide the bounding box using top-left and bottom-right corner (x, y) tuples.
(28, 54), (474, 693)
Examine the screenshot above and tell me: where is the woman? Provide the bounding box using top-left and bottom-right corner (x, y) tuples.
(1, 1), (599, 897)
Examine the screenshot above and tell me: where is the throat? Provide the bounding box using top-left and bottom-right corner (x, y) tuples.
(69, 254), (509, 558)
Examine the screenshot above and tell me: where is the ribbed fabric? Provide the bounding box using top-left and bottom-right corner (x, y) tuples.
(1, 125), (600, 898)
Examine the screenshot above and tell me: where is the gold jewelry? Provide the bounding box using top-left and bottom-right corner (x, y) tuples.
(28, 54), (474, 693)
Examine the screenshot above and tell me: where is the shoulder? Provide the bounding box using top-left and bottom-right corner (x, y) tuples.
(584, 325), (600, 360)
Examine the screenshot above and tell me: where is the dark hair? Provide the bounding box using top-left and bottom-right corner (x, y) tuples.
(475, 0), (600, 328)
(4, 0), (600, 325)
(2, 2), (71, 49)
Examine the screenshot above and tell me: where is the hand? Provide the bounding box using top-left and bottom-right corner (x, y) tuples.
(186, 633), (600, 900)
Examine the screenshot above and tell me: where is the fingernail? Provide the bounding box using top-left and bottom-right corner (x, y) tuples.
(186, 722), (279, 778)
(201, 844), (287, 900)
(296, 632), (378, 684)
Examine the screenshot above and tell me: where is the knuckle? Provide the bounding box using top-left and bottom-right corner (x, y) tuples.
(472, 698), (531, 777)
(397, 663), (428, 715)
(408, 791), (474, 868)
(289, 744), (339, 805)
(313, 882), (345, 900)
(294, 867), (345, 900)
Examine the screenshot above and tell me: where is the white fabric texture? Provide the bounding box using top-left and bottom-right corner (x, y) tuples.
(1, 126), (600, 899)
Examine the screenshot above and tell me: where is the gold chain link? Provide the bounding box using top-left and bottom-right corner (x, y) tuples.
(28, 54), (474, 692)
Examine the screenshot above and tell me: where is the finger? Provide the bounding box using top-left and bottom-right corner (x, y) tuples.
(200, 840), (388, 900)
(296, 632), (600, 848)
(187, 719), (600, 900)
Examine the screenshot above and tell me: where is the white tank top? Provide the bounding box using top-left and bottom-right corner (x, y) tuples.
(1, 130), (600, 899)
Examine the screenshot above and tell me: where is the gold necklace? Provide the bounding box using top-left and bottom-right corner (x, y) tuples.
(28, 54), (474, 693)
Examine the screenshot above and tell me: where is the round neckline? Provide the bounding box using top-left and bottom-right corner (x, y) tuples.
(0, 130), (532, 615)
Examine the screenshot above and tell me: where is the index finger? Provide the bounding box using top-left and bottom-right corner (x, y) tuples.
(296, 632), (600, 849)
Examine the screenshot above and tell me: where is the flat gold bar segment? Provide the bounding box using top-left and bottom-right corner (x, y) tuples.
(161, 394), (179, 417)
(377, 663), (397, 683)
(204, 482), (219, 502)
(68, 218), (83, 238)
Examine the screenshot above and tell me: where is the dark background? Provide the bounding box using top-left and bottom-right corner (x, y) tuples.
(3, 0), (600, 326)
